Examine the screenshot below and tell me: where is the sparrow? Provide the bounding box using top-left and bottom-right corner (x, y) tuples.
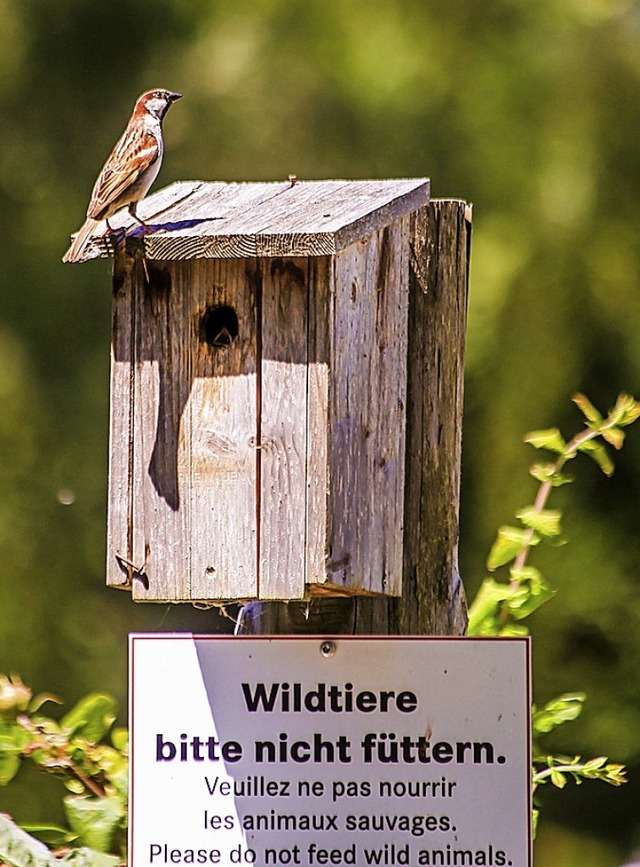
(62, 88), (182, 263)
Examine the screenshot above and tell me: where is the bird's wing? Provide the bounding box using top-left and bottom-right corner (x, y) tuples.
(87, 128), (160, 221)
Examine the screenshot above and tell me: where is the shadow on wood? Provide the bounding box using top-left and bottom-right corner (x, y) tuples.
(103, 179), (469, 619)
(240, 198), (471, 635)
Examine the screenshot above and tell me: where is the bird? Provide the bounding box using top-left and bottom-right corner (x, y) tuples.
(62, 88), (182, 263)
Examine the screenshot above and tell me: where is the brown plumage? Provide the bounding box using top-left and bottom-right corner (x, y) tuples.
(62, 89), (182, 263)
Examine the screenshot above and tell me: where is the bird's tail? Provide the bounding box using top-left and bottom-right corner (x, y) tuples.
(62, 218), (100, 263)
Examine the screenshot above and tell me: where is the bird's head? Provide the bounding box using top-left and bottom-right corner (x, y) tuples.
(135, 89), (182, 121)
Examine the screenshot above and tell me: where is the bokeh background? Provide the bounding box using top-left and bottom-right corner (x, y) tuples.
(1, 0), (640, 863)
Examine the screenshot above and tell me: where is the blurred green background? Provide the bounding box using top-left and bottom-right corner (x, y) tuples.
(1, 0), (640, 863)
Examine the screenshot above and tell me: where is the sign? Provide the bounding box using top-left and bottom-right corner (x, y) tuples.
(130, 635), (531, 867)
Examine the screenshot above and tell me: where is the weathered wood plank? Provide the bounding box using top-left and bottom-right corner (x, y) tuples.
(239, 199), (470, 634)
(144, 181), (292, 229)
(131, 261), (191, 600)
(187, 260), (258, 601)
(77, 179), (430, 262)
(107, 257), (261, 601)
(352, 199), (470, 634)
(259, 258), (309, 599)
(327, 217), (409, 596)
(305, 256), (332, 585)
(106, 258), (138, 589)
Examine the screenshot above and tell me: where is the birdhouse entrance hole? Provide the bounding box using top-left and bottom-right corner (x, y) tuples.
(201, 305), (239, 348)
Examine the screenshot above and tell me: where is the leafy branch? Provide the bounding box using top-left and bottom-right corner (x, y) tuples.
(467, 393), (640, 817)
(468, 393), (640, 637)
(533, 755), (626, 790)
(531, 692), (626, 791)
(0, 673), (125, 865)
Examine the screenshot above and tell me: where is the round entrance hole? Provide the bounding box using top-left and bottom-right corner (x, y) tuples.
(201, 305), (239, 348)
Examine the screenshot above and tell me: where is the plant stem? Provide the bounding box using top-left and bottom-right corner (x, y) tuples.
(511, 479), (553, 573)
(69, 764), (106, 798)
(500, 424), (602, 627)
(533, 763), (579, 785)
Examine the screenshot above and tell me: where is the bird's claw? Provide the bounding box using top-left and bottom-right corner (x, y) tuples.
(105, 225), (127, 256)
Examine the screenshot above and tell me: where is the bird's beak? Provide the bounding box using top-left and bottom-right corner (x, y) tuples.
(169, 92), (183, 103)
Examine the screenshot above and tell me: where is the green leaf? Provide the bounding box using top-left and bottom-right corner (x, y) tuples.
(532, 693), (586, 736)
(550, 767), (567, 788)
(63, 794), (125, 854)
(498, 623), (530, 637)
(487, 525), (539, 570)
(92, 745), (128, 799)
(576, 439), (614, 476)
(468, 570), (554, 635)
(466, 578), (511, 635)
(529, 463), (573, 486)
(608, 393), (640, 427)
(0, 721), (30, 785)
(28, 693), (62, 715)
(62, 777), (87, 796)
(602, 763), (627, 786)
(64, 850), (121, 867)
(507, 566), (556, 618)
(572, 393), (602, 425)
(582, 756), (607, 773)
(516, 507), (562, 538)
(0, 720), (31, 751)
(110, 727), (128, 753)
(601, 426), (625, 450)
(106, 762), (128, 800)
(0, 751), (21, 786)
(61, 694), (117, 743)
(20, 825), (77, 846)
(524, 428), (567, 454)
(532, 808), (539, 839)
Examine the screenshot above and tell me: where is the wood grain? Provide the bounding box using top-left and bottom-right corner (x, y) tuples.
(106, 256), (138, 590)
(107, 258), (260, 601)
(327, 218), (410, 596)
(259, 258), (309, 599)
(186, 260), (258, 601)
(72, 179), (430, 262)
(240, 199), (470, 634)
(305, 257), (332, 586)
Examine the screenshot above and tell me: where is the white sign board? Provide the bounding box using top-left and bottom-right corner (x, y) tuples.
(130, 635), (531, 867)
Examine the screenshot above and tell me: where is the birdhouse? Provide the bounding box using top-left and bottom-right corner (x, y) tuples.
(75, 177), (470, 605)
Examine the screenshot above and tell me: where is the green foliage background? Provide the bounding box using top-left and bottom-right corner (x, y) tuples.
(1, 0), (640, 862)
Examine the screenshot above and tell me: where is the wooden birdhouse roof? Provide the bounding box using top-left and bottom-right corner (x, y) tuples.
(78, 178), (430, 261)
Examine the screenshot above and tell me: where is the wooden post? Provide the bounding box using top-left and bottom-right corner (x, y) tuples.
(238, 199), (470, 636)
